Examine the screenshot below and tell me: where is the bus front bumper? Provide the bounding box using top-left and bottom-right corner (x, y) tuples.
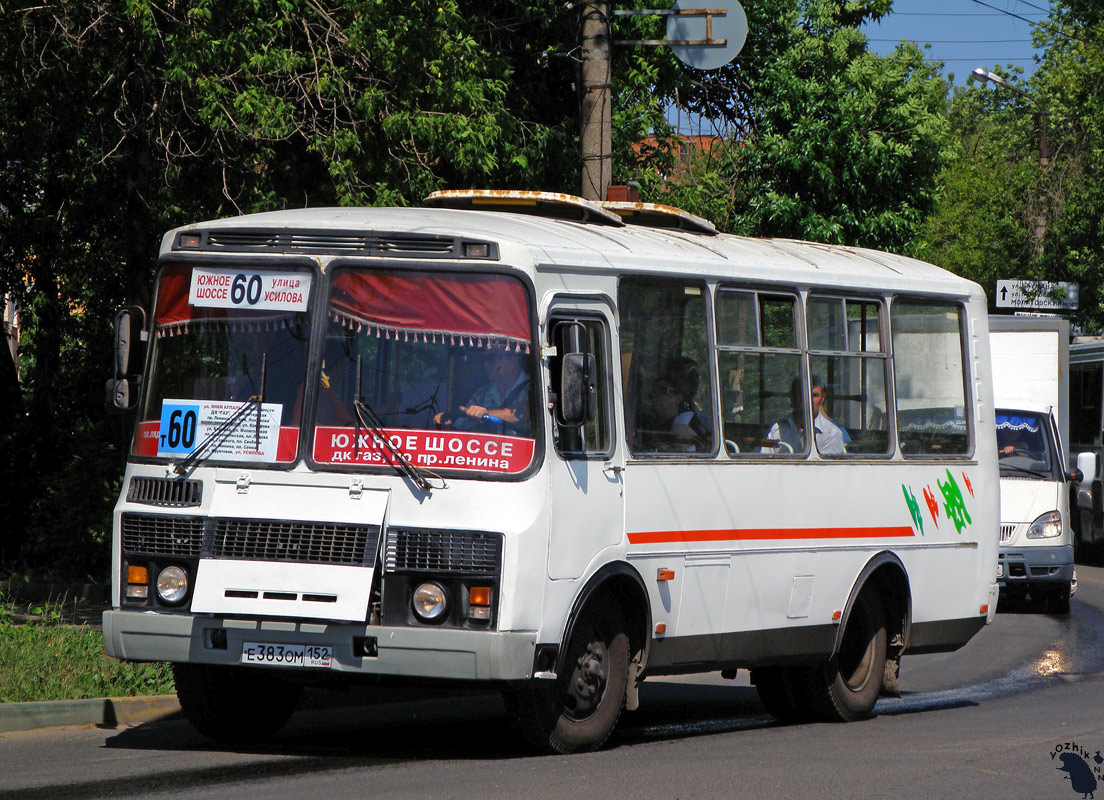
(102, 610), (538, 682)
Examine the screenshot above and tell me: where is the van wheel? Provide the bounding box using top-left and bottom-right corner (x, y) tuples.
(806, 592), (887, 722)
(172, 663), (301, 743)
(1047, 585), (1072, 615)
(506, 604), (629, 754)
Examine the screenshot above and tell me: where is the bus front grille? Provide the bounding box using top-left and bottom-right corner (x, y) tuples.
(384, 529), (502, 575)
(1000, 524), (1017, 544)
(121, 513), (205, 556)
(211, 519), (379, 566)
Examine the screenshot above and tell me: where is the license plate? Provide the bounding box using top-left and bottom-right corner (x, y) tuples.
(996, 563), (1004, 579)
(241, 642), (333, 668)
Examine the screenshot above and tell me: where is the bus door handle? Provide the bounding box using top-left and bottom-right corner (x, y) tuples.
(603, 465), (624, 480)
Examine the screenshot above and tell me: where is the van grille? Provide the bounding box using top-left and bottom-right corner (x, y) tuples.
(126, 477), (202, 507)
(211, 519), (379, 566)
(121, 513), (205, 556)
(384, 529), (501, 574)
(1000, 524), (1017, 544)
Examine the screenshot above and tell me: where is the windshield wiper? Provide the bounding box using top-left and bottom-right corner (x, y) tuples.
(174, 354), (267, 475)
(353, 356), (438, 492)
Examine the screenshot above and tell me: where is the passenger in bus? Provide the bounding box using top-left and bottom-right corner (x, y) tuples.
(763, 374), (846, 454)
(434, 347), (530, 435)
(642, 357), (712, 451)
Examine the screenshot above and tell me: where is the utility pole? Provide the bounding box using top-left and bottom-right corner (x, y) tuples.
(579, 0), (612, 201)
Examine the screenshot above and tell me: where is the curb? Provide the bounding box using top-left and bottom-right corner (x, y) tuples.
(0, 695), (180, 733)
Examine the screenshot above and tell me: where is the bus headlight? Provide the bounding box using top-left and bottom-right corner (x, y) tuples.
(1027, 510), (1062, 539)
(412, 582), (448, 622)
(156, 566), (189, 604)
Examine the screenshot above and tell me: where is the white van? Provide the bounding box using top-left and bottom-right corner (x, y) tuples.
(990, 317), (1088, 613)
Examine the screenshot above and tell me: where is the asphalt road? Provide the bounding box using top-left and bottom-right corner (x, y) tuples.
(3, 568), (1104, 800)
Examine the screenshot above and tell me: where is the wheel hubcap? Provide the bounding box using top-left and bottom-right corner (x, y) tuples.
(567, 641), (607, 716)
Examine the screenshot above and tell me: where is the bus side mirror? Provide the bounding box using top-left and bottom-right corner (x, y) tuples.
(107, 305), (147, 412)
(560, 352), (597, 426)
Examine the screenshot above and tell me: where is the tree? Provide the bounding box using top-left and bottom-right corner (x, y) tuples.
(624, 0), (952, 254)
(916, 1), (1104, 328)
(0, 0), (584, 578)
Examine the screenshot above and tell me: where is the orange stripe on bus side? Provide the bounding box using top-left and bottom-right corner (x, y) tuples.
(626, 526), (915, 545)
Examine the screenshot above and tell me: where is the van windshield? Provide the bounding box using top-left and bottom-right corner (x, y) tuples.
(995, 411), (1057, 479)
(311, 268), (537, 476)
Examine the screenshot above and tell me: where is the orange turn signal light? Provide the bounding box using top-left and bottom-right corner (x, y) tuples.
(656, 569), (675, 582)
(469, 586), (492, 607)
(127, 565), (149, 585)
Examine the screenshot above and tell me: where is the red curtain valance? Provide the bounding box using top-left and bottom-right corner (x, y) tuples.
(329, 269), (530, 350)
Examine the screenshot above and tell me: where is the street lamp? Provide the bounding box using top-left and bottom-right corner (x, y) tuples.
(973, 66), (1050, 252)
(972, 67), (1049, 167)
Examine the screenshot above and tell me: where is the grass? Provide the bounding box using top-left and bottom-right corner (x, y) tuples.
(0, 597), (174, 703)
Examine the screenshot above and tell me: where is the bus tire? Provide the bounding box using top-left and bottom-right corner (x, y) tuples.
(751, 666), (811, 722)
(506, 604), (629, 754)
(806, 591), (887, 722)
(172, 663), (301, 743)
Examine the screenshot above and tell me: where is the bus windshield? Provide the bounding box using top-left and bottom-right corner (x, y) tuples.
(311, 267), (536, 476)
(134, 262), (314, 464)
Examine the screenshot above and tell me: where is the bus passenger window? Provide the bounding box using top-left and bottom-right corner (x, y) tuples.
(619, 278), (715, 455)
(807, 296), (890, 455)
(892, 300), (971, 456)
(715, 289), (805, 456)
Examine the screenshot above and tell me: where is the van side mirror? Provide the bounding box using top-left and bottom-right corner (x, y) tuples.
(1073, 452), (1097, 485)
(559, 352), (597, 426)
(1072, 452), (1097, 510)
(107, 305), (147, 412)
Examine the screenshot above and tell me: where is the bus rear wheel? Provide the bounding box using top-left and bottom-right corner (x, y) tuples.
(806, 592), (887, 722)
(507, 605), (629, 754)
(172, 663), (302, 744)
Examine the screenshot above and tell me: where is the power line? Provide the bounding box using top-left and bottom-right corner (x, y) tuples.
(886, 11), (1047, 16)
(1011, 0), (1052, 15)
(868, 39), (1037, 43)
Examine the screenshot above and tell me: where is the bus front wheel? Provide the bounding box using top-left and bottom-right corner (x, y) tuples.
(507, 604), (630, 754)
(806, 591), (887, 722)
(172, 663), (302, 743)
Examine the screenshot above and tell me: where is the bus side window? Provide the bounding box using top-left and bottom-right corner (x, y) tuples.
(807, 296), (891, 456)
(892, 299), (971, 456)
(619, 278), (715, 455)
(715, 289), (805, 456)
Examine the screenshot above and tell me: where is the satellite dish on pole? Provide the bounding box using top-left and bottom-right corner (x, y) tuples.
(666, 0), (747, 71)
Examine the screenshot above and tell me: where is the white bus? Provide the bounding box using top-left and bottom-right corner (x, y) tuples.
(104, 191), (999, 753)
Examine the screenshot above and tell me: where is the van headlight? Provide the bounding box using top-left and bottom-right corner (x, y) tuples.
(156, 566), (189, 604)
(1027, 510), (1062, 539)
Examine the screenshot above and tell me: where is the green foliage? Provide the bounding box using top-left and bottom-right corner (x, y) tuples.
(916, 1), (1104, 328)
(635, 0), (950, 252)
(0, 599), (173, 702)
